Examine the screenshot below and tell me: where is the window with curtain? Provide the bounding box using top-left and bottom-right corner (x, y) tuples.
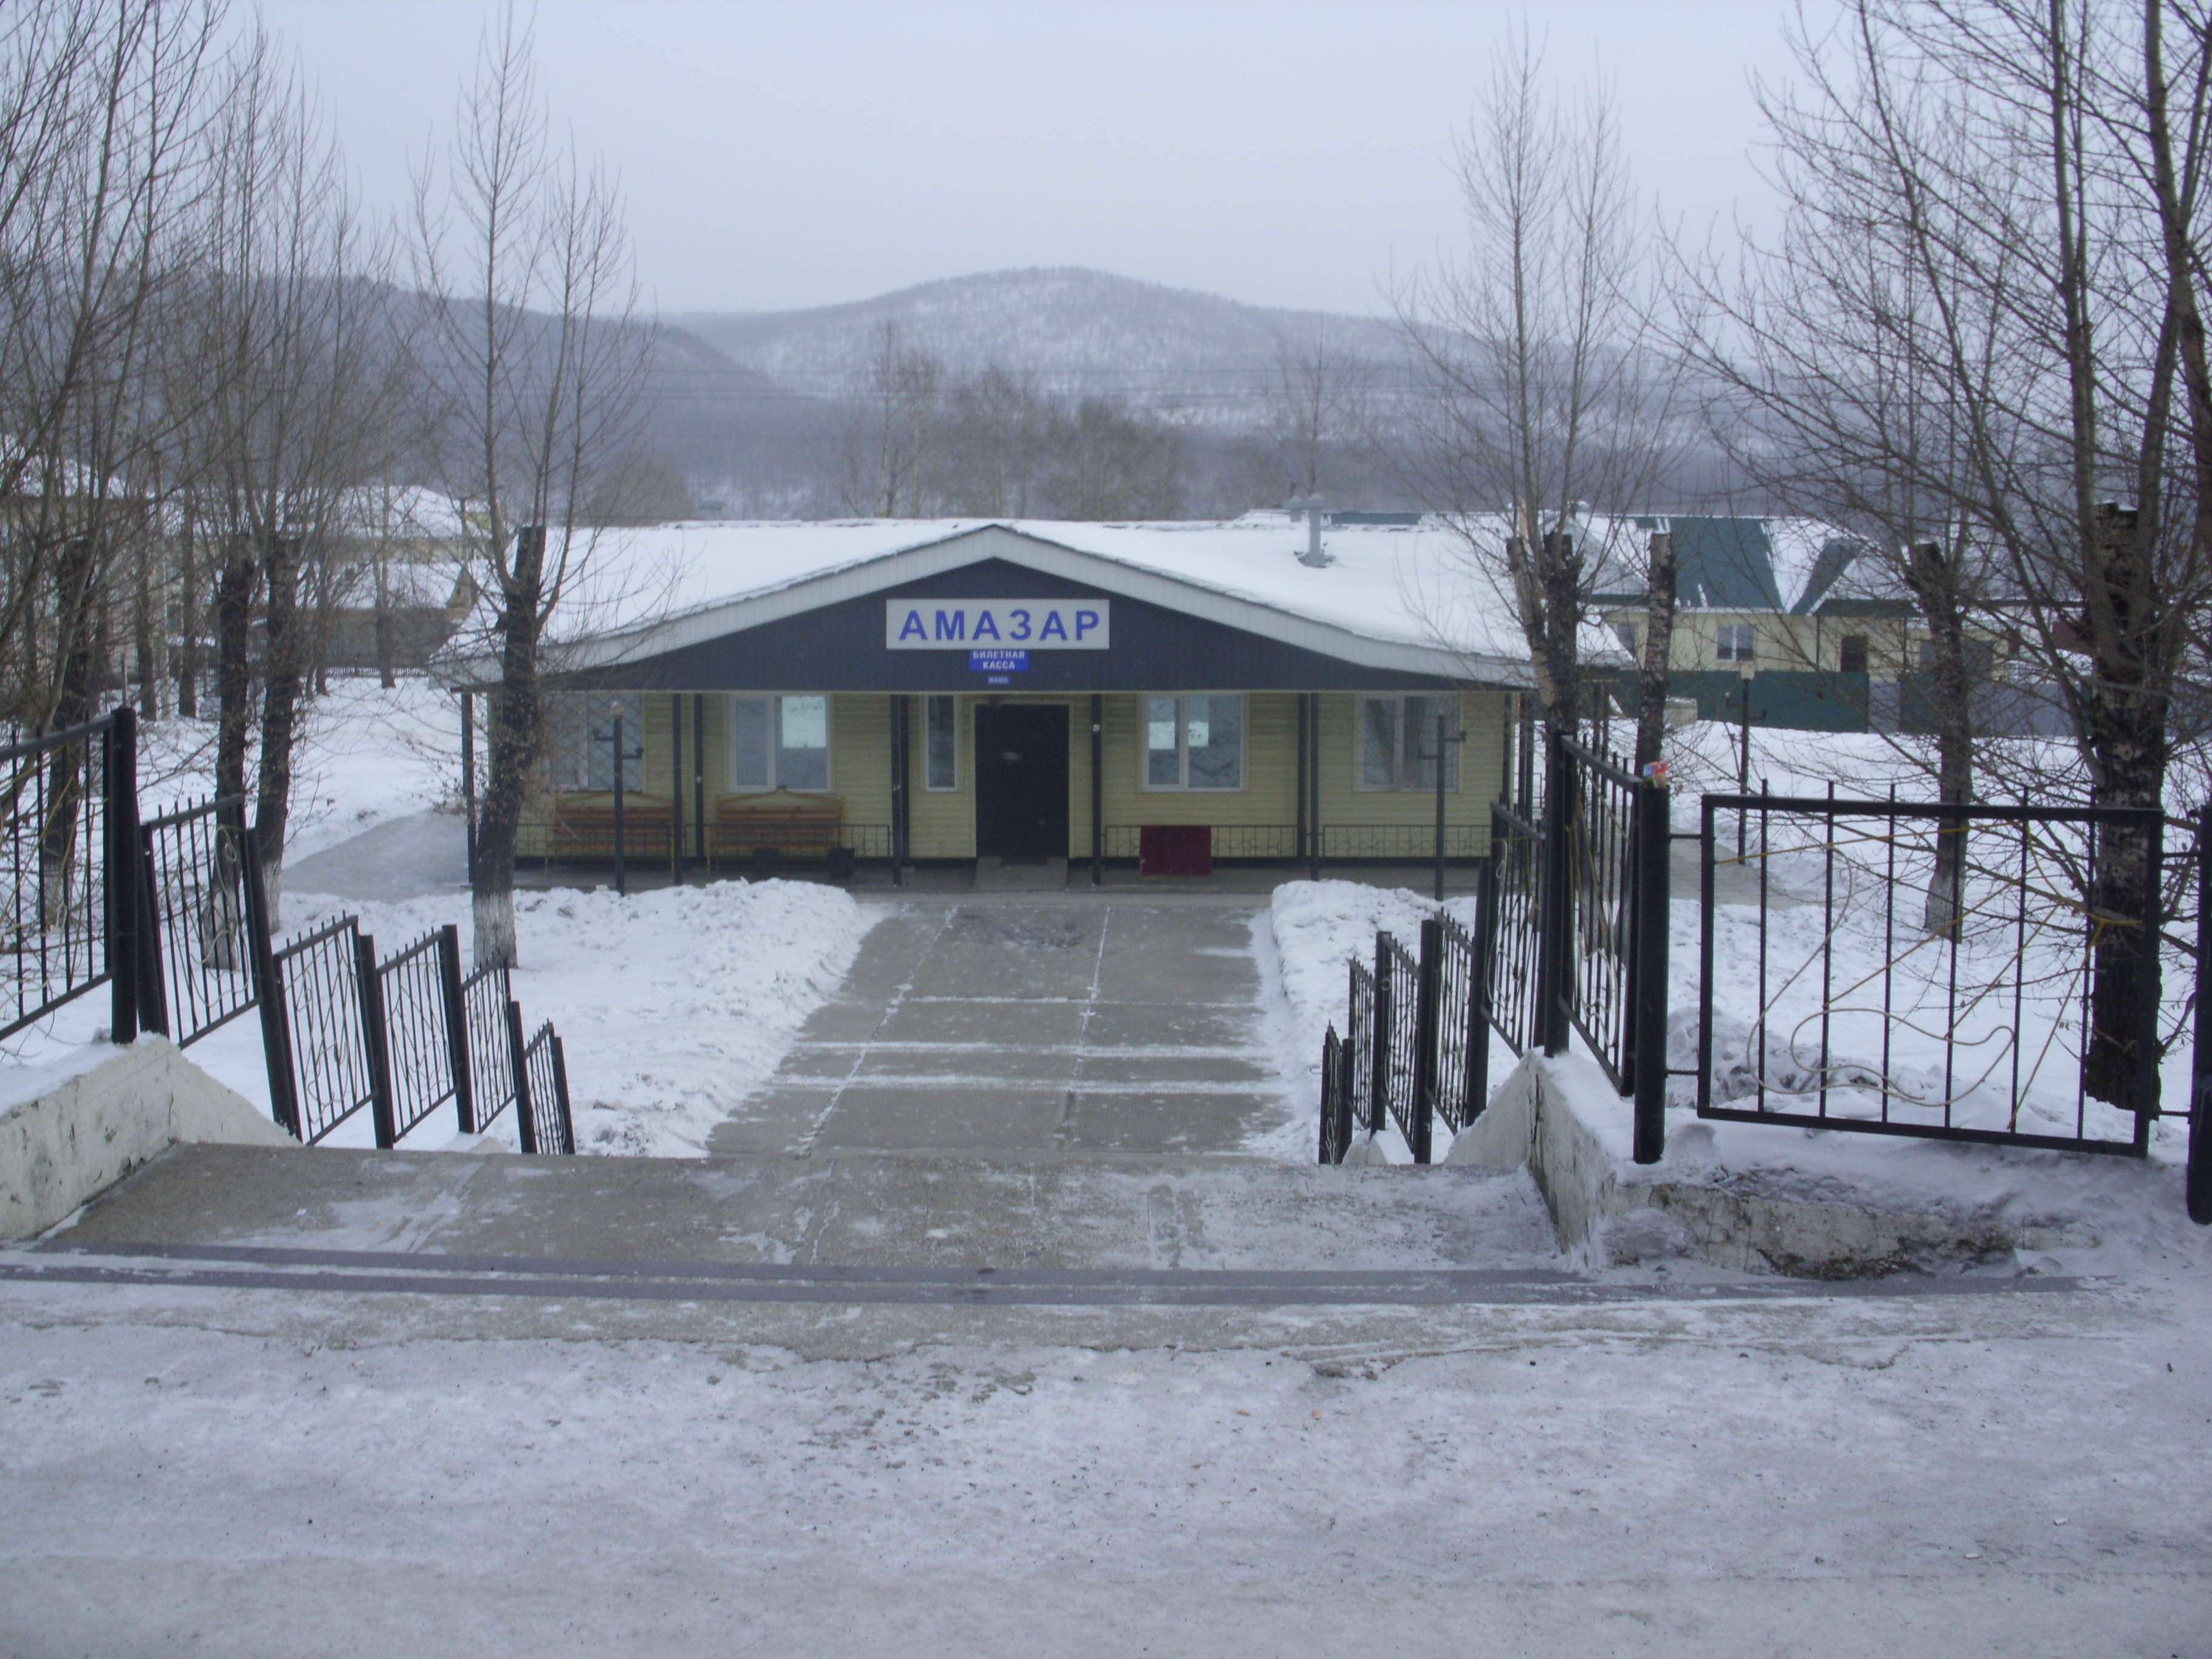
(729, 694), (831, 791)
(1717, 623), (1757, 662)
(1141, 694), (1242, 790)
(1358, 695), (1460, 791)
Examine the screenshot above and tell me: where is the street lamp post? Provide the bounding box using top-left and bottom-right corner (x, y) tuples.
(610, 699), (627, 898)
(1431, 711), (1466, 902)
(1736, 659), (1755, 859)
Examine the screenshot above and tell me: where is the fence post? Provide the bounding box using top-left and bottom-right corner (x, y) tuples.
(549, 1029), (575, 1154)
(1537, 726), (1572, 1056)
(134, 823), (169, 1038)
(508, 999), (538, 1154)
(1337, 1028), (1356, 1159)
(1318, 1027), (1337, 1165)
(1468, 812), (1500, 1119)
(1631, 773), (1671, 1164)
(2191, 808), (2212, 1224)
(437, 923), (475, 1135)
(1412, 916), (1442, 1164)
(106, 706), (141, 1044)
(356, 931), (398, 1149)
(1370, 932), (1392, 1137)
(240, 828), (300, 1138)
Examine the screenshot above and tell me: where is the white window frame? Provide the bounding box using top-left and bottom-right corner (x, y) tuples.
(1716, 622), (1757, 663)
(728, 693), (834, 794)
(922, 694), (959, 791)
(1139, 693), (1245, 792)
(1356, 694), (1461, 793)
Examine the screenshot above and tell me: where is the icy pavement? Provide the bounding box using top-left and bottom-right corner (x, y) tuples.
(712, 894), (1310, 1159)
(1, 1184), (2204, 1657)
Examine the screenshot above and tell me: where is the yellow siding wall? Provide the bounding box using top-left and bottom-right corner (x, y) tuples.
(525, 688), (1518, 861)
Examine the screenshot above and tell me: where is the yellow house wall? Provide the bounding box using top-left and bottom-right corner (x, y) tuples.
(525, 688), (1518, 862)
(1603, 606), (1932, 679)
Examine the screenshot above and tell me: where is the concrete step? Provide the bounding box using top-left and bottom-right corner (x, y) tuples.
(49, 1142), (1566, 1276)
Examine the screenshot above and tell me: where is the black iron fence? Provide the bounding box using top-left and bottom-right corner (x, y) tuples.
(1694, 791), (2167, 1158)
(0, 709), (134, 1042)
(1318, 1024), (1356, 1163)
(257, 910), (574, 1153)
(459, 962), (517, 1134)
(367, 927), (468, 1147)
(0, 703), (578, 1159)
(1322, 914), (1521, 1167)
(511, 1006), (575, 1155)
(1097, 824), (1490, 864)
(1476, 800), (1544, 1060)
(1320, 729), (1671, 1167)
(265, 915), (376, 1144)
(136, 794), (255, 1048)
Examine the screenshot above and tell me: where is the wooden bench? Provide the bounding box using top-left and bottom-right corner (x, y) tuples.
(709, 790), (845, 871)
(546, 792), (676, 870)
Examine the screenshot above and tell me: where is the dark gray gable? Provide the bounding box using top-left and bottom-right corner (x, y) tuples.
(562, 556), (1473, 692)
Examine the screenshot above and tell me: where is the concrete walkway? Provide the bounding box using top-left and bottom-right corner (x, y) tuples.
(709, 895), (1298, 1159)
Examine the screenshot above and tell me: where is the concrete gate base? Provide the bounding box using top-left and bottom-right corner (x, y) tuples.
(0, 1039), (293, 1239)
(1447, 1051), (2147, 1276)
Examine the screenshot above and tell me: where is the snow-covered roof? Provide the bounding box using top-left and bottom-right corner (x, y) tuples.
(454, 517), (1566, 688)
(1588, 515), (1875, 615)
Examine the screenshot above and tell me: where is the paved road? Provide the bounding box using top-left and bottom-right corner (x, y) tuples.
(710, 896), (1300, 1158)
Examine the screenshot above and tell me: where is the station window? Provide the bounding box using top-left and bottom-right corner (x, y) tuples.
(729, 694), (831, 792)
(1358, 695), (1460, 791)
(923, 695), (957, 791)
(1142, 694), (1242, 791)
(545, 692), (642, 792)
(1717, 623), (1757, 663)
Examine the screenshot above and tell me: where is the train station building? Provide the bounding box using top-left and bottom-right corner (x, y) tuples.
(458, 516), (1546, 880)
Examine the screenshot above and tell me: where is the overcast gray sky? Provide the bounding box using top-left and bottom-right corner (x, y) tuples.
(260, 0), (1827, 320)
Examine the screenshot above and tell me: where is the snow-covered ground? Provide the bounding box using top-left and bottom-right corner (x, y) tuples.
(136, 674), (466, 863)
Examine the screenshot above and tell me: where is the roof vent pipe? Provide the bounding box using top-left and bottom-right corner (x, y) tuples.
(1289, 493), (1329, 566)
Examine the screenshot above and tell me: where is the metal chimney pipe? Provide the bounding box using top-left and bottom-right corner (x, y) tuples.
(1297, 495), (1328, 567)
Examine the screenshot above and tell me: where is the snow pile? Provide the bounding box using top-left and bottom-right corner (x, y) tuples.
(1267, 879), (1464, 1066)
(182, 878), (876, 1158)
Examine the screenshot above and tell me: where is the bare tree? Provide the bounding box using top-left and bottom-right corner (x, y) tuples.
(1264, 324), (1374, 500)
(167, 21), (400, 922)
(412, 7), (651, 969)
(1686, 0), (2211, 1096)
(0, 0), (221, 731)
(1396, 30), (1684, 736)
(837, 319), (943, 517)
(937, 363), (1050, 517)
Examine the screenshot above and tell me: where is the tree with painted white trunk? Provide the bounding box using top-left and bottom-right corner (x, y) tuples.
(410, 7), (650, 970)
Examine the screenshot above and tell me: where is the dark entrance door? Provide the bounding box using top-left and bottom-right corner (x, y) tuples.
(974, 703), (1069, 859)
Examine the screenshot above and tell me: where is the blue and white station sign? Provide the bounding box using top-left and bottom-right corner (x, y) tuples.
(885, 599), (1110, 651)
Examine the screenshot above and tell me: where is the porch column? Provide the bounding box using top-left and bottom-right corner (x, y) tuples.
(1305, 692), (1321, 879)
(1089, 694), (1104, 887)
(670, 691), (685, 879)
(890, 693), (909, 886)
